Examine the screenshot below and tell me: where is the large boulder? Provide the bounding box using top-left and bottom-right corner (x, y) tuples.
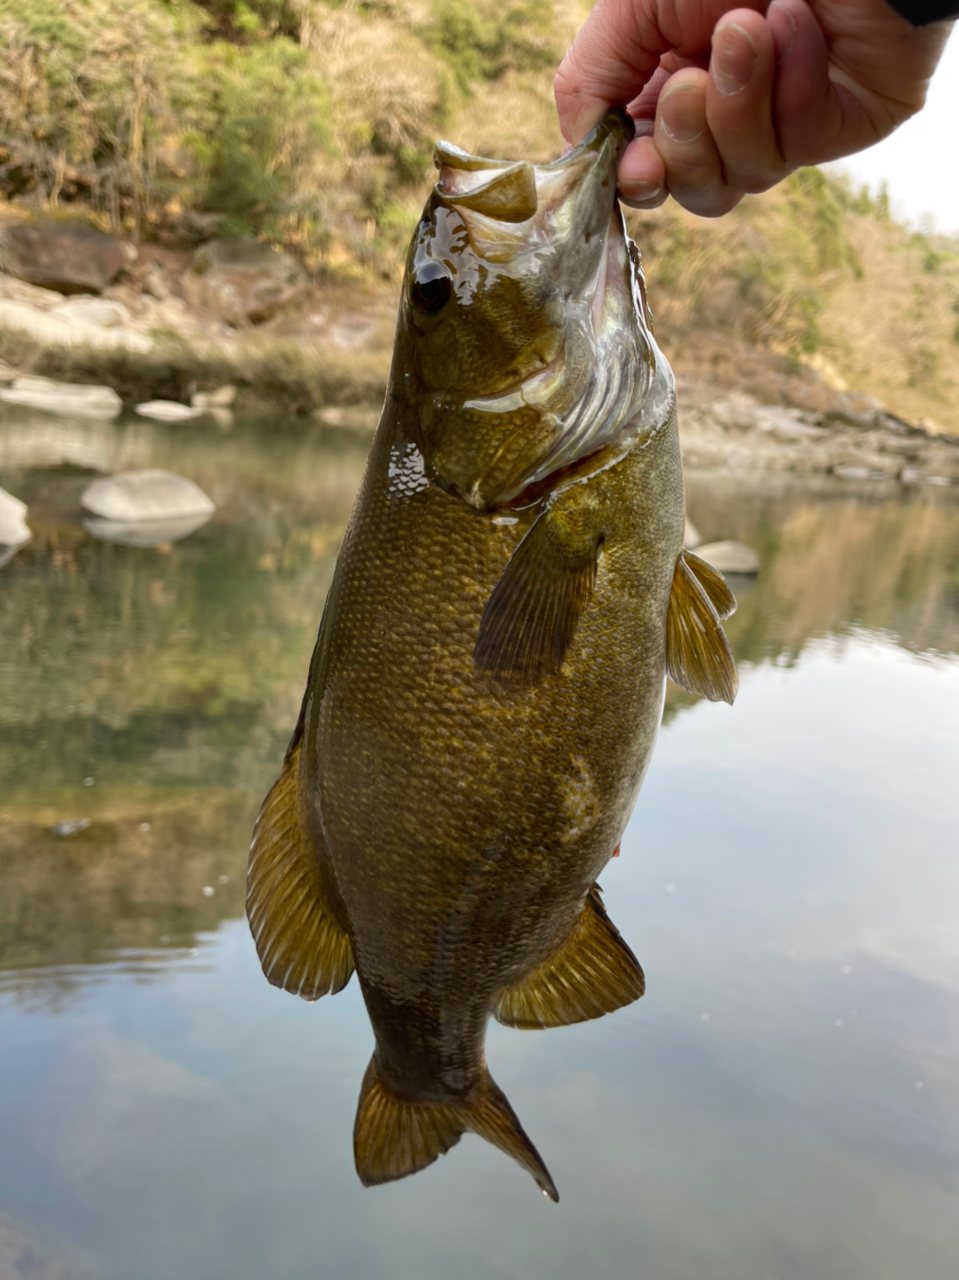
(81, 469), (214, 522)
(180, 238), (306, 325)
(0, 376), (121, 420)
(0, 222), (129, 294)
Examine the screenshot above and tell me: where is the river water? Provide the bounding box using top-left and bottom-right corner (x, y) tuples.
(1, 408), (957, 1280)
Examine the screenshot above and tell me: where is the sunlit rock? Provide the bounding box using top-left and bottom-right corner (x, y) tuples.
(180, 238), (305, 325)
(0, 486), (30, 548)
(81, 469), (214, 522)
(191, 385), (237, 411)
(695, 540), (760, 576)
(49, 298), (130, 328)
(0, 376), (122, 419)
(683, 516), (701, 548)
(134, 400), (204, 422)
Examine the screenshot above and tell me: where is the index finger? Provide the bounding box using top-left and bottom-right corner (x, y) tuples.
(555, 0), (768, 142)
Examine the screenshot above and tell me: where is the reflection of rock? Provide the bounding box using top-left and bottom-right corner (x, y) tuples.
(694, 540), (760, 575)
(81, 470), (215, 522)
(84, 511), (212, 547)
(0, 376), (121, 419)
(180, 238), (306, 325)
(683, 516), (701, 548)
(135, 400), (204, 422)
(0, 486), (30, 547)
(49, 297), (130, 328)
(0, 221), (128, 294)
(0, 1212), (105, 1280)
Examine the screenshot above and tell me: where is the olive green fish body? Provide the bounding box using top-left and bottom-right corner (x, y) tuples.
(247, 109), (737, 1201)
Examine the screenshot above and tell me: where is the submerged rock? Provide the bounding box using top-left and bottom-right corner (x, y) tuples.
(81, 469), (215, 522)
(0, 221), (128, 294)
(134, 400), (204, 422)
(180, 238), (305, 325)
(50, 819), (90, 838)
(695, 540), (760, 575)
(0, 486), (30, 546)
(0, 376), (121, 419)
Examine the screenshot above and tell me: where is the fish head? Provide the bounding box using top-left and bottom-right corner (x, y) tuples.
(396, 107), (671, 510)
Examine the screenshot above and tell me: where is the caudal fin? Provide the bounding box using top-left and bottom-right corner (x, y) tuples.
(353, 1056), (559, 1202)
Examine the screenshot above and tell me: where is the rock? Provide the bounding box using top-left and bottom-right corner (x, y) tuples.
(0, 376), (121, 420)
(134, 400), (204, 422)
(143, 263), (171, 300)
(191, 384), (237, 411)
(180, 238), (306, 325)
(50, 819), (90, 837)
(0, 221), (127, 294)
(84, 511), (213, 547)
(695, 540), (760, 575)
(81, 469), (214, 522)
(683, 516), (701, 548)
(0, 486), (30, 546)
(49, 297), (130, 328)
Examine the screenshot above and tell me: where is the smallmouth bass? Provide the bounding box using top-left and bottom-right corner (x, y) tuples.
(247, 108), (737, 1202)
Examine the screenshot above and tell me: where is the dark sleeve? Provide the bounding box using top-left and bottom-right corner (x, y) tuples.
(885, 0), (958, 21)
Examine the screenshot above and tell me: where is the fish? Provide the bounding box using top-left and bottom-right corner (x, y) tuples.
(246, 107), (737, 1203)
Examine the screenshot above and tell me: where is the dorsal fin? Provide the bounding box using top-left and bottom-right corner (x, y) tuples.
(494, 885), (644, 1029)
(353, 1057), (558, 1201)
(246, 734), (354, 1001)
(666, 551), (738, 704)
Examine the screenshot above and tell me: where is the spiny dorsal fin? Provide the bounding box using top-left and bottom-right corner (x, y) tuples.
(495, 885), (644, 1029)
(353, 1057), (558, 1202)
(246, 738), (354, 1001)
(474, 508), (600, 692)
(666, 551), (738, 704)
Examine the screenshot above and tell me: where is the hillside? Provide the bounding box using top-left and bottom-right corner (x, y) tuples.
(0, 0), (957, 432)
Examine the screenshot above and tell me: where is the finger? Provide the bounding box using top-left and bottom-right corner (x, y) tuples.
(654, 69), (743, 217)
(555, 0), (768, 143)
(766, 0), (844, 165)
(705, 10), (785, 193)
(618, 134), (668, 208)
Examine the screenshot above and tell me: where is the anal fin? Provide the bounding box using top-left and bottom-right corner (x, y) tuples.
(354, 1056), (558, 1201)
(246, 738), (354, 1001)
(495, 885), (644, 1029)
(666, 550), (738, 704)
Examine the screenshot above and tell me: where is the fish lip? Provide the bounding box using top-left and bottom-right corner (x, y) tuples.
(544, 106), (635, 170)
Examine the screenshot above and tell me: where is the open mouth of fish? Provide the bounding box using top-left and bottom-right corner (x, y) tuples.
(429, 108), (672, 508)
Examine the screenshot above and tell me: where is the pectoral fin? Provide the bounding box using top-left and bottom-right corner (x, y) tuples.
(666, 551), (738, 704)
(474, 507), (600, 691)
(495, 886), (644, 1028)
(354, 1057), (558, 1201)
(246, 736), (354, 1001)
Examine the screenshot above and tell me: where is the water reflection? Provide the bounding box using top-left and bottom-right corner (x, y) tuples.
(1, 408), (958, 1279)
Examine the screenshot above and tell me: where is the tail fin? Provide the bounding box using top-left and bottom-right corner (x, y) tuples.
(353, 1056), (559, 1202)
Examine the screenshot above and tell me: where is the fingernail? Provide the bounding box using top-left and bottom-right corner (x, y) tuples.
(619, 180), (662, 204)
(712, 23), (758, 96)
(660, 86), (705, 144)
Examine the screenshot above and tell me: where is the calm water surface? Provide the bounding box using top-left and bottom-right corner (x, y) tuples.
(1, 408), (958, 1280)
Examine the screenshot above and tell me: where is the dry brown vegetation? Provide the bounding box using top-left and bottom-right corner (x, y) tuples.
(0, 0), (956, 429)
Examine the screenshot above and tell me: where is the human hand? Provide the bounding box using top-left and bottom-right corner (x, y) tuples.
(554, 0), (954, 216)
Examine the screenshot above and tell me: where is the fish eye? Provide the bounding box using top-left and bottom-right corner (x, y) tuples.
(410, 261), (452, 316)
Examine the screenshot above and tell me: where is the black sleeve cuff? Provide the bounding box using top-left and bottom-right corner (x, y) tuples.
(885, 0), (958, 22)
